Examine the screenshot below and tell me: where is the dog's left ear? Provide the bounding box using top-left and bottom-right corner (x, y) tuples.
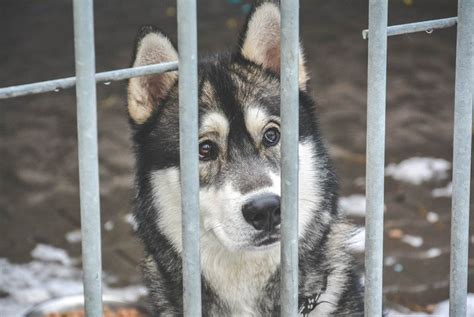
(128, 26), (178, 124)
(239, 2), (308, 90)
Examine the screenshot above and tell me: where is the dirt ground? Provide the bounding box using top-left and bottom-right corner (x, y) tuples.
(1, 0), (473, 313)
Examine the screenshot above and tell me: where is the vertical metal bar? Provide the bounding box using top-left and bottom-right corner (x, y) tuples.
(365, 0), (388, 316)
(449, 0), (474, 315)
(72, 0), (103, 316)
(177, 0), (201, 316)
(280, 0), (299, 316)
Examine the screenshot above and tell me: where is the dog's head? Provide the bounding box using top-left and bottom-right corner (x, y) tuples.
(128, 2), (335, 253)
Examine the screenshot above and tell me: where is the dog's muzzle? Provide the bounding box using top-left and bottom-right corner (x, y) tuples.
(242, 194), (281, 232)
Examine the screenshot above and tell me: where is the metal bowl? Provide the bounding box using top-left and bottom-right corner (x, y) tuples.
(24, 295), (150, 317)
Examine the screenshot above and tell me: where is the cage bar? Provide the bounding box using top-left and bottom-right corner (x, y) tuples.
(365, 0), (388, 316)
(177, 0), (201, 316)
(0, 61), (178, 100)
(362, 17), (457, 39)
(449, 0), (474, 315)
(72, 0), (103, 316)
(280, 0), (300, 316)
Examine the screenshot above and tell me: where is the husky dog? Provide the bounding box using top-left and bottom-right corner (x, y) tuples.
(127, 1), (363, 316)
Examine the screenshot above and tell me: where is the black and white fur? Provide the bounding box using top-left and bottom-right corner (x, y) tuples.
(127, 2), (364, 315)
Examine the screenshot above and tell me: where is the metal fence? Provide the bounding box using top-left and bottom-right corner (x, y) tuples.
(0, 0), (472, 316)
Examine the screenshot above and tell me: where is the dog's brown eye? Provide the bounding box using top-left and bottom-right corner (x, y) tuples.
(199, 141), (218, 161)
(262, 128), (280, 147)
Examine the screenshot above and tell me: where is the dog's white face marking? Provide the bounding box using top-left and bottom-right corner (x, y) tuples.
(200, 112), (229, 142)
(151, 168), (182, 252)
(200, 177), (281, 251)
(245, 106), (273, 141)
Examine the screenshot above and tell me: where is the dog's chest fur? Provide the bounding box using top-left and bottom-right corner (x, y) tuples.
(201, 243), (280, 315)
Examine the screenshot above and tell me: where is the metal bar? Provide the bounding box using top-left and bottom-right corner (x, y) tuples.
(362, 17), (457, 39)
(72, 0), (103, 316)
(177, 0), (201, 316)
(0, 61), (178, 99)
(449, 0), (474, 315)
(280, 0), (299, 316)
(364, 0), (388, 316)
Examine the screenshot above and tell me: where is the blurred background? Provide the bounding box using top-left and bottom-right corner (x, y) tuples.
(1, 0), (472, 315)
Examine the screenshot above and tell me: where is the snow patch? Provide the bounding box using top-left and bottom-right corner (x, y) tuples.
(31, 244), (72, 266)
(105, 285), (148, 302)
(384, 256), (397, 266)
(104, 220), (114, 231)
(432, 294), (474, 316)
(426, 212), (440, 223)
(432, 182), (453, 198)
(385, 157), (451, 185)
(386, 309), (430, 316)
(0, 258), (83, 316)
(401, 234), (424, 248)
(387, 293), (474, 316)
(339, 195), (366, 217)
(0, 244), (147, 317)
(65, 230), (82, 244)
(424, 248), (442, 258)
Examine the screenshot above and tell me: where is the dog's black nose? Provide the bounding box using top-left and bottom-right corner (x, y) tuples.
(242, 194), (281, 231)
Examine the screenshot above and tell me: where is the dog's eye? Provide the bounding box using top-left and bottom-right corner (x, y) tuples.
(199, 141), (218, 161)
(262, 128), (280, 147)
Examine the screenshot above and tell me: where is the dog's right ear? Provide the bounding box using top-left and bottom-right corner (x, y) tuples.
(128, 26), (178, 124)
(238, 1), (308, 90)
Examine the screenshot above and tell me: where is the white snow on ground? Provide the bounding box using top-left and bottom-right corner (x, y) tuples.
(432, 182), (453, 198)
(426, 211), (440, 223)
(384, 249), (442, 270)
(424, 248), (442, 258)
(105, 285), (148, 302)
(3, 244), (471, 317)
(385, 157), (451, 185)
(347, 227), (365, 252)
(401, 234), (424, 248)
(433, 294), (474, 316)
(386, 310), (431, 316)
(384, 256), (397, 266)
(104, 220), (114, 231)
(0, 244), (147, 317)
(65, 230), (82, 243)
(338, 194), (366, 217)
(387, 294), (474, 316)
(31, 244), (72, 265)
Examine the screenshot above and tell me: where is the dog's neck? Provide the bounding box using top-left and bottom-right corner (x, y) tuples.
(198, 230), (342, 316)
(200, 233), (281, 315)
